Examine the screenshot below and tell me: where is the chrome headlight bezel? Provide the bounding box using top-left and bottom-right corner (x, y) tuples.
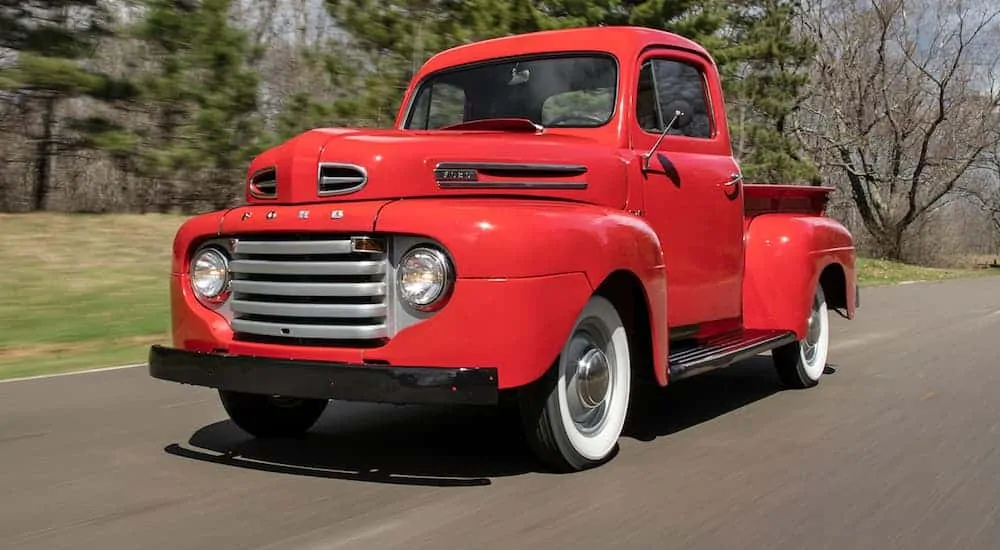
(397, 245), (454, 312)
(189, 245), (231, 307)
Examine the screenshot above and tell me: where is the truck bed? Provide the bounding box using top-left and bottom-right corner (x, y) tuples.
(743, 183), (835, 217)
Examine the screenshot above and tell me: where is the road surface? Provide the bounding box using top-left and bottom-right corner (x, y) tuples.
(2, 277), (999, 550)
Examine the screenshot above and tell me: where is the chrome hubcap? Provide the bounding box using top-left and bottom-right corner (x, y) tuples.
(564, 320), (615, 434)
(802, 295), (822, 363)
(577, 347), (611, 408)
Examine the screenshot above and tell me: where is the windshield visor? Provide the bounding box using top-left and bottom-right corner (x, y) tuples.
(403, 54), (618, 130)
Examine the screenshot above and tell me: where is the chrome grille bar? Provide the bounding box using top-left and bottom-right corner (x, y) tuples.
(228, 234), (389, 345)
(229, 259), (385, 276)
(229, 301), (387, 318)
(231, 319), (388, 340)
(235, 240), (353, 255)
(229, 280), (386, 297)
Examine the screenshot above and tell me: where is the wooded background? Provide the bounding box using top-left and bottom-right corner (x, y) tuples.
(2, 0), (999, 265)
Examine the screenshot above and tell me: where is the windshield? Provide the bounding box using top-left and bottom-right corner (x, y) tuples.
(403, 54), (617, 130)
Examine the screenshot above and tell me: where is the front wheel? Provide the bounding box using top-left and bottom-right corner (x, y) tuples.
(773, 284), (830, 389)
(219, 390), (328, 438)
(519, 295), (632, 472)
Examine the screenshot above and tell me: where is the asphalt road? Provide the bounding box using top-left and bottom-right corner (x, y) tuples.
(3, 277), (1000, 550)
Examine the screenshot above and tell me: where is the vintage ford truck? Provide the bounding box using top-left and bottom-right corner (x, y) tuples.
(149, 25), (857, 472)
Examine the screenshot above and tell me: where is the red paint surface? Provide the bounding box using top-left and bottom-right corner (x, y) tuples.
(164, 26), (856, 390)
(626, 46), (745, 327)
(169, 260), (595, 389)
(742, 213), (857, 339)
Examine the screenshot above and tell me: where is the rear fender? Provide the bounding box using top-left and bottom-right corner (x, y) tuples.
(743, 213), (856, 338)
(374, 198), (669, 385)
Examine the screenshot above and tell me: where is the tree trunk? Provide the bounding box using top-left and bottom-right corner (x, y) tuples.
(31, 97), (57, 211)
(875, 226), (908, 262)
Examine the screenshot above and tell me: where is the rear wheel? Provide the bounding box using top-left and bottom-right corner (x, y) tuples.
(773, 284), (830, 389)
(219, 390), (328, 438)
(519, 295), (632, 472)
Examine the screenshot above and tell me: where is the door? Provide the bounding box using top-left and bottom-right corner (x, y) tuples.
(630, 49), (744, 328)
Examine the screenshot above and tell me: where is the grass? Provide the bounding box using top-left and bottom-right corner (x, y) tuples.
(1, 212), (999, 380)
(855, 257), (1000, 287)
(0, 213), (186, 380)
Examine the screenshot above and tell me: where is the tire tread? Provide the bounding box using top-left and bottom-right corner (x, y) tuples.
(220, 390), (328, 438)
(517, 295), (629, 473)
(772, 285), (827, 389)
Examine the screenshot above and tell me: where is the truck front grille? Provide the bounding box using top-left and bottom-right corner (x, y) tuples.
(228, 234), (389, 346)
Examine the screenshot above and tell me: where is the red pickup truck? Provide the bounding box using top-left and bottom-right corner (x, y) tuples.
(149, 26), (858, 472)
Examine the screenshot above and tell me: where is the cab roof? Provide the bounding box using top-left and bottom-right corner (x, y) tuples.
(416, 26), (714, 77)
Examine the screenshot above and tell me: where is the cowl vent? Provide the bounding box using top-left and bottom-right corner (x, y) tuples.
(318, 163), (367, 196)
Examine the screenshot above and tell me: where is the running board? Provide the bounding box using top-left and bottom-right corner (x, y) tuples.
(668, 329), (797, 382)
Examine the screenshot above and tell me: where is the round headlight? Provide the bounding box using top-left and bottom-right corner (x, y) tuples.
(190, 247), (230, 302)
(398, 246), (452, 311)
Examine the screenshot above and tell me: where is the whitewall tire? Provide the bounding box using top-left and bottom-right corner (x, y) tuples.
(519, 295), (632, 472)
(773, 284), (830, 389)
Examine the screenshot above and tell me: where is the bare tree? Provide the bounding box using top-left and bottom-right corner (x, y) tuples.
(956, 144), (1000, 248)
(795, 0), (1000, 261)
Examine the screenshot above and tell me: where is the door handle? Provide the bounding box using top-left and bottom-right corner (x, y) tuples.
(722, 172), (743, 187)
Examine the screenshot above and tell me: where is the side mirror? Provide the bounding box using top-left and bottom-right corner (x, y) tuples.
(641, 99), (695, 174)
(661, 99), (693, 130)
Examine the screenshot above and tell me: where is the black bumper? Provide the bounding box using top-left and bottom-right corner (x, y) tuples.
(148, 345), (499, 406)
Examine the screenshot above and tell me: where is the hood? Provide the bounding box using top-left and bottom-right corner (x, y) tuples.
(244, 127), (629, 209)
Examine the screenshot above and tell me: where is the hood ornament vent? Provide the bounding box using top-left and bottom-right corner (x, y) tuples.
(318, 163), (367, 196)
(248, 166), (277, 199)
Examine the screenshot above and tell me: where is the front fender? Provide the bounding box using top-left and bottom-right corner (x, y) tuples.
(743, 213), (856, 338)
(374, 198), (661, 279)
(374, 197), (669, 385)
(170, 211), (227, 275)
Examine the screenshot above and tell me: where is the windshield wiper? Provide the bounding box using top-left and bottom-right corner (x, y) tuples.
(438, 118), (544, 133)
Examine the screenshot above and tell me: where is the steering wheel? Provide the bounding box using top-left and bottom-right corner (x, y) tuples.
(545, 113), (606, 126)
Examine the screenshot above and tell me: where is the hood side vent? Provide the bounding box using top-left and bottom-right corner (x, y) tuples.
(434, 162), (589, 190)
(249, 167), (278, 199)
(475, 163), (588, 178)
(318, 163), (368, 196)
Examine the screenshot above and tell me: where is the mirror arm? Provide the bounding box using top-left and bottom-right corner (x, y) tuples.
(641, 110), (683, 173)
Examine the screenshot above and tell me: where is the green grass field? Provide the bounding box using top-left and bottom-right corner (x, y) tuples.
(855, 257), (1000, 286)
(0, 213), (185, 380)
(1, 213), (998, 380)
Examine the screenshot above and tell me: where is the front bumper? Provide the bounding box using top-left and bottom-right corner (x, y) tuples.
(148, 345), (499, 406)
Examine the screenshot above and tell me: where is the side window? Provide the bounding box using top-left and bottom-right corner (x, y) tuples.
(409, 82), (466, 129)
(635, 58), (713, 139)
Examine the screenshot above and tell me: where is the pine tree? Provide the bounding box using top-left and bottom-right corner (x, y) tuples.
(724, 0), (818, 183)
(131, 0), (263, 212)
(627, 0), (817, 183)
(626, 0), (733, 61)
(306, 0), (617, 132)
(317, 0), (817, 183)
(0, 0), (139, 210)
